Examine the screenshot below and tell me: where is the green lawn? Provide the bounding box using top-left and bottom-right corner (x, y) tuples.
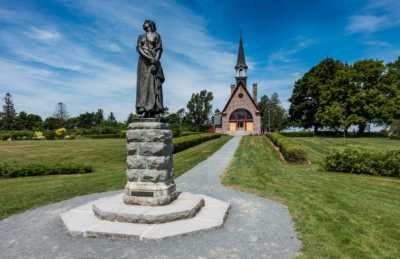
(0, 135), (231, 219)
(292, 137), (400, 164)
(222, 136), (400, 259)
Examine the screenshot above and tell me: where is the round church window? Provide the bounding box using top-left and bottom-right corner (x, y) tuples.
(238, 93), (244, 98)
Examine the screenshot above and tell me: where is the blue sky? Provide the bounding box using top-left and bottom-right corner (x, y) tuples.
(1, 0), (400, 121)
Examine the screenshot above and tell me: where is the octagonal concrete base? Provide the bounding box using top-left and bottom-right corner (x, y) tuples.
(93, 192), (205, 224)
(60, 192), (230, 240)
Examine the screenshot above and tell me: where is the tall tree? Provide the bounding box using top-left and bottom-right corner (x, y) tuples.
(15, 111), (42, 130)
(94, 108), (104, 125)
(2, 92), (16, 130)
(258, 93), (286, 132)
(289, 58), (345, 133)
(25, 113), (43, 130)
(75, 112), (96, 128)
(379, 57), (400, 124)
(107, 112), (117, 126)
(350, 59), (385, 133)
(315, 64), (355, 131)
(269, 93), (287, 132)
(186, 90), (213, 130)
(43, 117), (61, 130)
(258, 95), (270, 131)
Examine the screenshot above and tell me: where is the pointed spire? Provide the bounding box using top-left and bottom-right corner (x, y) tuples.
(235, 34), (248, 70)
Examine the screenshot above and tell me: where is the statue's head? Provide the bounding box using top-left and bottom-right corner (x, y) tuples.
(143, 20), (156, 32)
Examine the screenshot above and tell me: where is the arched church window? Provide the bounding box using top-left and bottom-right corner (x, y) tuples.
(229, 109), (253, 121)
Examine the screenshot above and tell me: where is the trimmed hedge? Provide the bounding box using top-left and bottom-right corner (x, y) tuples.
(85, 133), (125, 139)
(0, 162), (93, 178)
(280, 131), (386, 138)
(325, 148), (400, 177)
(173, 133), (222, 153)
(266, 133), (308, 163)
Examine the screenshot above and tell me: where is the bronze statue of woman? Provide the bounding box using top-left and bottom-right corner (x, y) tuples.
(136, 20), (165, 118)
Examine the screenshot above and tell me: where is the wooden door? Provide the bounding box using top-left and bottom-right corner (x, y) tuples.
(246, 122), (253, 132)
(229, 122), (236, 131)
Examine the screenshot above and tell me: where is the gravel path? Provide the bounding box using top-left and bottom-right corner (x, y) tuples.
(0, 136), (301, 259)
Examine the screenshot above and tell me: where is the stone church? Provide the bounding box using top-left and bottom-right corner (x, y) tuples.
(215, 36), (261, 134)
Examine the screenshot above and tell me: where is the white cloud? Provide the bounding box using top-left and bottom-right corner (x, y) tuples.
(347, 0), (400, 34)
(267, 36), (315, 66)
(0, 0), (238, 120)
(99, 42), (124, 53)
(28, 27), (60, 41)
(250, 36), (315, 109)
(347, 15), (389, 34)
(363, 40), (392, 48)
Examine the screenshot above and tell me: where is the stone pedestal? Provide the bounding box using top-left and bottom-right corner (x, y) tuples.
(123, 119), (177, 206)
(60, 118), (231, 240)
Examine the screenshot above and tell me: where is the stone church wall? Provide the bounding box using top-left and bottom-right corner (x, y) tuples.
(222, 85), (261, 134)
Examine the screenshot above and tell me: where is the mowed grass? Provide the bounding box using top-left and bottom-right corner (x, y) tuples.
(222, 136), (400, 259)
(292, 137), (400, 164)
(0, 135), (231, 219)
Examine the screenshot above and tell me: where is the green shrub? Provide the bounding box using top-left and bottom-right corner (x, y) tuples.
(173, 133), (222, 153)
(0, 130), (34, 140)
(280, 131), (315, 138)
(324, 148), (400, 177)
(0, 161), (93, 178)
(70, 127), (122, 136)
(266, 133), (308, 163)
(85, 133), (125, 139)
(389, 120), (400, 139)
(280, 131), (386, 138)
(43, 130), (56, 140)
(180, 131), (201, 137)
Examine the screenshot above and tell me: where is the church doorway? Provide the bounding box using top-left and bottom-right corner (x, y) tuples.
(229, 109), (253, 132)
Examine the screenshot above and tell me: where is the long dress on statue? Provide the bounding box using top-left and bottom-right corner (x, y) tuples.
(136, 32), (165, 116)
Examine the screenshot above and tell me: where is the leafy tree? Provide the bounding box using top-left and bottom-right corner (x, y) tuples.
(94, 108), (104, 125)
(186, 90), (213, 130)
(258, 93), (287, 132)
(379, 57), (400, 124)
(350, 59), (385, 133)
(15, 111), (28, 130)
(15, 112), (42, 130)
(65, 117), (79, 129)
(1, 92), (16, 130)
(176, 108), (186, 121)
(75, 112), (96, 128)
(270, 93), (287, 131)
(166, 112), (182, 136)
(315, 64), (356, 131)
(258, 95), (270, 131)
(43, 117), (61, 130)
(106, 112), (117, 126)
(388, 119), (400, 138)
(289, 58), (345, 133)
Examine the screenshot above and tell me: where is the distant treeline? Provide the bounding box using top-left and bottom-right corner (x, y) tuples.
(0, 89), (216, 137)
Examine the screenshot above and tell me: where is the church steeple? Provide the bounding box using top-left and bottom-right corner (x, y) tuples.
(235, 34), (248, 86)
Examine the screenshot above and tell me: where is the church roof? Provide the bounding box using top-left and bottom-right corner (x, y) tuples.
(235, 35), (248, 70)
(222, 81), (259, 113)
